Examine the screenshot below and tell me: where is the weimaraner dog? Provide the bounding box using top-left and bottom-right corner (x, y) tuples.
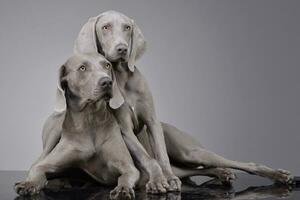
(73, 10), (293, 184)
(14, 54), (235, 199)
(16, 10), (293, 197)
(72, 10), (294, 188)
(14, 54), (141, 199)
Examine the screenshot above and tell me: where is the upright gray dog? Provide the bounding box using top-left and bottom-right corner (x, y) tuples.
(73, 10), (293, 186)
(15, 10), (293, 197)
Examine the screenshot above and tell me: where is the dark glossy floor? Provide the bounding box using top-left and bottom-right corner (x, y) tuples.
(2, 171), (299, 200)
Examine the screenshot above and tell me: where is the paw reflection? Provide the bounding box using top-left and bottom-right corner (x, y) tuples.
(14, 177), (297, 200)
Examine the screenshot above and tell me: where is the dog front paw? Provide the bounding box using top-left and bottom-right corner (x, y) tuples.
(14, 181), (42, 196)
(166, 176), (181, 192)
(146, 177), (169, 194)
(110, 184), (135, 200)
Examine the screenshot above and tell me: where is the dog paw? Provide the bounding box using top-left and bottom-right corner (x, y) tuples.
(14, 181), (41, 196)
(146, 178), (169, 194)
(110, 185), (135, 200)
(166, 176), (181, 192)
(215, 168), (236, 185)
(273, 169), (294, 185)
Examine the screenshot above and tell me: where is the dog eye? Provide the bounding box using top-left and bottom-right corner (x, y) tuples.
(125, 25), (131, 30)
(102, 25), (110, 30)
(79, 65), (86, 71)
(104, 63), (111, 69)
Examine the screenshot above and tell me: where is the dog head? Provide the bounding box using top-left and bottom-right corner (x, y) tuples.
(55, 54), (124, 112)
(73, 10), (146, 72)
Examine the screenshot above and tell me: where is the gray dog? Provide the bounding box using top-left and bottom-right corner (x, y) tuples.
(72, 10), (294, 188)
(14, 54), (233, 199)
(14, 54), (140, 199)
(15, 10), (293, 197)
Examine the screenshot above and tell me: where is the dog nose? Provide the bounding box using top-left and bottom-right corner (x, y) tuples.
(99, 77), (112, 89)
(116, 44), (128, 55)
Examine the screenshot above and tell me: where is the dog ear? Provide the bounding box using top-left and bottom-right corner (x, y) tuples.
(109, 69), (124, 109)
(73, 15), (103, 54)
(128, 19), (146, 72)
(54, 65), (67, 112)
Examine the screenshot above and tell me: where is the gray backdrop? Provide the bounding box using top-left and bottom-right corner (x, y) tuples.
(0, 0), (299, 174)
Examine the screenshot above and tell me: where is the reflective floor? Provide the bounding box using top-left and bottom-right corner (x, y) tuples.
(2, 171), (299, 200)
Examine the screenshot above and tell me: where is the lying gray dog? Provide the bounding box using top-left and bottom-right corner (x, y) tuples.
(14, 54), (233, 199)
(23, 10), (293, 196)
(14, 54), (140, 199)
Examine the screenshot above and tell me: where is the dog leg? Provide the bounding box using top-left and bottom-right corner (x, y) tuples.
(110, 164), (140, 200)
(172, 166), (236, 185)
(161, 122), (293, 185)
(145, 119), (181, 192)
(14, 140), (84, 196)
(174, 147), (292, 184)
(113, 106), (169, 194)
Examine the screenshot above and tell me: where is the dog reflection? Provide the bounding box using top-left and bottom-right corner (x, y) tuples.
(14, 178), (294, 200)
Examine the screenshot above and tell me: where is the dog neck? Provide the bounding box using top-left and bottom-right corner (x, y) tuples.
(63, 100), (113, 133)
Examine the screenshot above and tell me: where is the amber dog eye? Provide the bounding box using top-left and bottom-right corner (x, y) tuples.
(104, 63), (111, 69)
(79, 65), (86, 71)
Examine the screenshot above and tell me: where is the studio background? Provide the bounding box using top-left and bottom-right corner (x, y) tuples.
(0, 0), (299, 174)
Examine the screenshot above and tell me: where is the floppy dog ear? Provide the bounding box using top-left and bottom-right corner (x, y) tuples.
(73, 15), (103, 54)
(109, 69), (124, 109)
(128, 20), (146, 72)
(54, 65), (67, 112)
